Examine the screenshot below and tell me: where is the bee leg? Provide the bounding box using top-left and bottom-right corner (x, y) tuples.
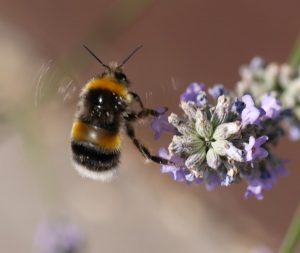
(125, 108), (167, 122)
(129, 92), (168, 115)
(125, 122), (173, 165)
(129, 91), (145, 109)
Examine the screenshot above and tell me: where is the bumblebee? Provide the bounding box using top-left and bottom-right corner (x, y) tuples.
(71, 45), (170, 181)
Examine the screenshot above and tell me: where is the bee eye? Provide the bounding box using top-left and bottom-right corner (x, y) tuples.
(115, 72), (127, 83)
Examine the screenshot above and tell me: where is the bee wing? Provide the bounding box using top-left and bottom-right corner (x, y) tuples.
(34, 60), (80, 107)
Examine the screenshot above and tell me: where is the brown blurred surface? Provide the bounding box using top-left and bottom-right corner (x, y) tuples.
(0, 0), (299, 252)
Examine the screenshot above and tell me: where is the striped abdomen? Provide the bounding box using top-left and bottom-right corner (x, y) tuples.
(71, 77), (128, 181)
(71, 121), (121, 180)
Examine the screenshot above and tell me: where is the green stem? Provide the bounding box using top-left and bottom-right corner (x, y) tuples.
(288, 36), (300, 68)
(279, 203), (300, 253)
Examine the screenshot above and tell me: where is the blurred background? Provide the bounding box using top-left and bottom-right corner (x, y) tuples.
(0, 0), (299, 252)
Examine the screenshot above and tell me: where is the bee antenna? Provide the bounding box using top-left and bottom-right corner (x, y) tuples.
(119, 45), (143, 68)
(83, 45), (110, 70)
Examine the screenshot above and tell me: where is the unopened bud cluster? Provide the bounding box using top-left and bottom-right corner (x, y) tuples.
(237, 57), (300, 140)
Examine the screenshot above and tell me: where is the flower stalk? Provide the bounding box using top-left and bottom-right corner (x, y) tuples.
(279, 203), (300, 253)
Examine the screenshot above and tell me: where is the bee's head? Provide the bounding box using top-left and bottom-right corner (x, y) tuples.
(83, 45), (142, 87)
(101, 61), (130, 86)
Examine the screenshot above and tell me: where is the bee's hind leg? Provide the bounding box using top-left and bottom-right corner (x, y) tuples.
(125, 122), (173, 165)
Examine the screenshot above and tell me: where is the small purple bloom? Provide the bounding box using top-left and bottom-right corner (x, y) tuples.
(34, 219), (83, 253)
(289, 124), (300, 141)
(261, 94), (281, 119)
(208, 84), (224, 100)
(221, 174), (235, 186)
(244, 174), (274, 200)
(196, 91), (208, 107)
(241, 95), (262, 125)
(244, 161), (287, 199)
(185, 172), (195, 182)
(244, 136), (269, 161)
(151, 107), (177, 139)
(180, 82), (205, 103)
(203, 170), (220, 191)
(249, 56), (266, 70)
(158, 148), (186, 182)
(245, 184), (264, 200)
(231, 99), (246, 114)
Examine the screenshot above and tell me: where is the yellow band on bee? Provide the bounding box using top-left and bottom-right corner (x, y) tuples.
(71, 121), (121, 151)
(85, 78), (128, 97)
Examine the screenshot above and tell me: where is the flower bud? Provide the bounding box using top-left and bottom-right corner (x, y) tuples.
(213, 121), (241, 140)
(211, 140), (230, 156)
(180, 101), (197, 120)
(206, 148), (221, 169)
(195, 109), (213, 139)
(185, 147), (206, 169)
(211, 95), (231, 125)
(168, 113), (196, 135)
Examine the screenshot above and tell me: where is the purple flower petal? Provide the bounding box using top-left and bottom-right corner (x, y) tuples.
(261, 94), (282, 119)
(256, 136), (269, 146)
(231, 100), (246, 114)
(185, 172), (195, 182)
(249, 56), (266, 70)
(151, 108), (177, 139)
(245, 184), (264, 200)
(244, 159), (287, 200)
(241, 95), (263, 126)
(180, 82), (205, 103)
(244, 136), (269, 161)
(203, 170), (220, 191)
(158, 148), (186, 182)
(242, 94), (255, 107)
(208, 84), (225, 100)
(289, 124), (300, 141)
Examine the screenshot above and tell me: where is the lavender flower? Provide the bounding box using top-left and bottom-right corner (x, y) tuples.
(241, 95), (262, 126)
(158, 148), (187, 182)
(245, 184), (265, 200)
(34, 219), (83, 253)
(231, 99), (246, 114)
(152, 81), (288, 199)
(244, 136), (269, 162)
(237, 57), (300, 141)
(208, 84), (225, 100)
(151, 107), (177, 139)
(180, 82), (205, 104)
(261, 94), (281, 119)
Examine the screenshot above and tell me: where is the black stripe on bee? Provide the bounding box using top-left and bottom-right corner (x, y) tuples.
(71, 140), (120, 181)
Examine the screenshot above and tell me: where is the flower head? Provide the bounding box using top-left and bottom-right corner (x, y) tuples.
(152, 80), (288, 199)
(237, 57), (300, 141)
